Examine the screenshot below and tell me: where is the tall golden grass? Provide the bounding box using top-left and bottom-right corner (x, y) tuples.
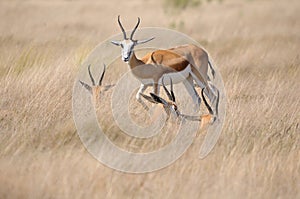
(0, 0), (299, 198)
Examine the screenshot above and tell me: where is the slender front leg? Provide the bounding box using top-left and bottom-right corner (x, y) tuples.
(136, 84), (148, 100)
(136, 84), (149, 111)
(153, 82), (160, 96)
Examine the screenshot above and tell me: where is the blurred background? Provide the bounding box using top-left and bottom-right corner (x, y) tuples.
(0, 0), (299, 198)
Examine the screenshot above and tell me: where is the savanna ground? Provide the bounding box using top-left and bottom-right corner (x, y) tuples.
(0, 0), (299, 198)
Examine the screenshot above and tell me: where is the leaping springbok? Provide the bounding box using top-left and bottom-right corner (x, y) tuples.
(79, 64), (114, 104)
(111, 16), (219, 115)
(141, 77), (219, 127)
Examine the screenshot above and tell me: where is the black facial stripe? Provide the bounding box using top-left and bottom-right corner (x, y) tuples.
(127, 51), (132, 59)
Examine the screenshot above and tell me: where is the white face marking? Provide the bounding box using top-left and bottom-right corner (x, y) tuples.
(120, 40), (136, 62)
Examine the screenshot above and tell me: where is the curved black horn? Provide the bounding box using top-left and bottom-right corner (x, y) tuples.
(118, 15), (127, 39)
(99, 64), (106, 86)
(130, 17), (140, 40)
(162, 77), (173, 101)
(88, 64), (95, 86)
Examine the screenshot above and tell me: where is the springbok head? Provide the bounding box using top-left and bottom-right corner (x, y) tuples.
(141, 77), (218, 125)
(79, 64), (114, 103)
(111, 16), (155, 62)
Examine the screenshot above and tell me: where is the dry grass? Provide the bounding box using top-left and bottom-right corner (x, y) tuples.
(0, 0), (300, 198)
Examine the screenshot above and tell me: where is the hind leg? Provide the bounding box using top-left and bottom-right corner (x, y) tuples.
(204, 83), (217, 104)
(208, 82), (219, 117)
(190, 67), (216, 101)
(190, 68), (218, 114)
(183, 74), (201, 110)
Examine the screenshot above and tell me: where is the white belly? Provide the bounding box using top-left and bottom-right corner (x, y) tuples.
(158, 64), (191, 85)
(137, 65), (191, 85)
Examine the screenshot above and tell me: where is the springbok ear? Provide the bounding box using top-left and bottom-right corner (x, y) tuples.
(79, 80), (92, 94)
(140, 93), (158, 104)
(150, 93), (168, 105)
(136, 37), (155, 45)
(111, 40), (121, 46)
(103, 84), (115, 91)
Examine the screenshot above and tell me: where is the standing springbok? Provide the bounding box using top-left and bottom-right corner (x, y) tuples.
(141, 77), (219, 127)
(111, 16), (219, 114)
(79, 64), (114, 104)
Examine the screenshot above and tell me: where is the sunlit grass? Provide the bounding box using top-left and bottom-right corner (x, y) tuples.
(0, 0), (299, 198)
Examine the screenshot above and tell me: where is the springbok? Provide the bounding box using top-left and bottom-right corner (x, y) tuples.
(79, 64), (114, 104)
(111, 16), (219, 114)
(141, 77), (219, 127)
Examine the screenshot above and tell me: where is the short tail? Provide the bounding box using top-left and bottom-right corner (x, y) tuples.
(208, 60), (216, 79)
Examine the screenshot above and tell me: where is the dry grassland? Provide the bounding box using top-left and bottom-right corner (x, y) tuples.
(0, 0), (299, 198)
